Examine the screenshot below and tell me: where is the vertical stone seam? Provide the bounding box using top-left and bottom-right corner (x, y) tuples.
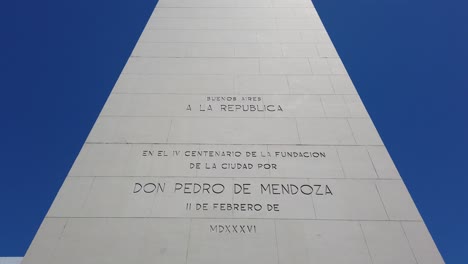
(345, 118), (358, 145)
(359, 222), (375, 264)
(335, 147), (347, 179)
(365, 147), (381, 179)
(45, 218), (70, 263)
(284, 75), (292, 95)
(294, 118), (302, 144)
(79, 176), (97, 215)
(400, 221), (420, 264)
(327, 75), (337, 94)
(165, 118), (173, 143)
(184, 218), (193, 264)
(306, 178), (318, 219)
(273, 220), (280, 264)
(306, 55), (314, 75)
(318, 95), (327, 117)
(374, 183), (390, 220)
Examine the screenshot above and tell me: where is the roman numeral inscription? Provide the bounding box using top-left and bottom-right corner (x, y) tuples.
(210, 224), (257, 234)
(23, 0), (444, 264)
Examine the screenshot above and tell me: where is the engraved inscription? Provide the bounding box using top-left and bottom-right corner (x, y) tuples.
(210, 224), (257, 234)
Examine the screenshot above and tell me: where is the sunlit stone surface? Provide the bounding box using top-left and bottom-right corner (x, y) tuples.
(23, 0), (444, 263)
(0, 258), (23, 264)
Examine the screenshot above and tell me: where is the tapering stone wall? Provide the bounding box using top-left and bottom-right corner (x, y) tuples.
(23, 0), (444, 263)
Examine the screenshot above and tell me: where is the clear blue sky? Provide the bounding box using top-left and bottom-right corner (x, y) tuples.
(2, 0), (467, 262)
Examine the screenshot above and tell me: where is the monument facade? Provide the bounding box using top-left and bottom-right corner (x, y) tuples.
(23, 0), (444, 263)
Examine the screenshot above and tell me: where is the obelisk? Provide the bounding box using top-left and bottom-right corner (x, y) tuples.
(23, 0), (444, 263)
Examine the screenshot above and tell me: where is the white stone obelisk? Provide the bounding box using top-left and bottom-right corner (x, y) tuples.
(23, 0), (444, 263)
